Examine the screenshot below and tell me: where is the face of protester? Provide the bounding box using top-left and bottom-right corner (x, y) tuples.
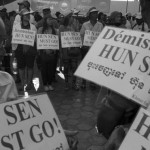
(90, 11), (98, 21)
(43, 9), (51, 17)
(69, 16), (74, 25)
(136, 18), (143, 25)
(22, 14), (30, 23)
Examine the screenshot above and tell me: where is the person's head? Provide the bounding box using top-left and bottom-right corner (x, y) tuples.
(20, 9), (30, 24)
(42, 14), (56, 33)
(109, 11), (122, 26)
(88, 7), (98, 21)
(0, 8), (8, 19)
(135, 12), (143, 25)
(126, 12), (132, 21)
(18, 0), (30, 11)
(42, 7), (51, 17)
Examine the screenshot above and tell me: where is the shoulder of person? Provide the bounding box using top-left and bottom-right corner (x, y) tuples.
(30, 23), (37, 32)
(59, 25), (65, 32)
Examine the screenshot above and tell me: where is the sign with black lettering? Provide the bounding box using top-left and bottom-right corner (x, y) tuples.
(75, 26), (150, 106)
(37, 34), (59, 50)
(83, 30), (100, 46)
(119, 108), (150, 150)
(12, 28), (36, 46)
(61, 32), (82, 48)
(0, 94), (69, 150)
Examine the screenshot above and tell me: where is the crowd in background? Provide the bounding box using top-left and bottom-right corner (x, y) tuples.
(0, 0), (149, 93)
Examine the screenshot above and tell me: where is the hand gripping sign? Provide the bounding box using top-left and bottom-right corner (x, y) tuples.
(75, 26), (150, 107)
(12, 28), (36, 47)
(119, 107), (150, 150)
(0, 94), (69, 150)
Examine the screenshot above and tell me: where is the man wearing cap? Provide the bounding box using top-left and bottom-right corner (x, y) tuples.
(13, 0), (35, 26)
(80, 7), (103, 88)
(132, 12), (149, 32)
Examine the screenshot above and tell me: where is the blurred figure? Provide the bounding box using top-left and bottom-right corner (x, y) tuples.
(120, 16), (127, 28)
(98, 12), (105, 26)
(125, 12), (132, 29)
(132, 12), (149, 32)
(12, 9), (37, 91)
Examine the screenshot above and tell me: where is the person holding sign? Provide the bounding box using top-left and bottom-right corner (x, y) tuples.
(80, 7), (103, 88)
(59, 12), (81, 90)
(12, 9), (37, 91)
(37, 14), (58, 91)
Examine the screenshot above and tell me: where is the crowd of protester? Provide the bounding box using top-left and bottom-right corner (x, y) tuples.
(0, 1), (150, 150)
(0, 0), (149, 93)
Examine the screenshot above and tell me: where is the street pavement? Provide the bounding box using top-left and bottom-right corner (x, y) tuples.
(17, 68), (108, 150)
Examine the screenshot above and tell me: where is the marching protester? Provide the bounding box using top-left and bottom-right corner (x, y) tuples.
(37, 14), (58, 91)
(12, 9), (37, 91)
(80, 7), (103, 88)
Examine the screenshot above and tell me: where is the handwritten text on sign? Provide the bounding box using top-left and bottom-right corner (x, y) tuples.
(12, 28), (36, 46)
(119, 108), (150, 150)
(83, 30), (100, 46)
(75, 26), (150, 107)
(61, 32), (82, 48)
(0, 94), (69, 150)
(37, 34), (59, 50)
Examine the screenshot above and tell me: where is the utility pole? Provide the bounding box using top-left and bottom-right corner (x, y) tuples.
(126, 0), (129, 13)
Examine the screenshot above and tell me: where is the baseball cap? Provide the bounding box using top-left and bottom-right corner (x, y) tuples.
(42, 6), (51, 11)
(89, 7), (98, 14)
(136, 12), (142, 19)
(20, 8), (30, 15)
(18, 0), (30, 9)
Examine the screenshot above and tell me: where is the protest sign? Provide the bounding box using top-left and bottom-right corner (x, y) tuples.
(0, 94), (69, 150)
(61, 32), (82, 48)
(75, 26), (150, 107)
(37, 34), (59, 50)
(12, 28), (36, 46)
(119, 107), (150, 150)
(83, 30), (100, 47)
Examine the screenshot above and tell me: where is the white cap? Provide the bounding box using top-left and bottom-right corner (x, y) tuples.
(136, 12), (142, 19)
(89, 8), (98, 13)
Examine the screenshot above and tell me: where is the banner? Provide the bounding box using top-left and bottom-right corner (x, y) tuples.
(75, 26), (150, 107)
(61, 32), (82, 48)
(83, 30), (100, 47)
(12, 28), (36, 46)
(119, 108), (150, 150)
(37, 34), (59, 50)
(0, 94), (69, 150)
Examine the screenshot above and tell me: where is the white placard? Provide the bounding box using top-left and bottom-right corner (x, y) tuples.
(37, 34), (59, 50)
(75, 26), (150, 107)
(0, 94), (69, 150)
(83, 30), (100, 46)
(61, 32), (82, 48)
(119, 107), (150, 150)
(12, 28), (36, 46)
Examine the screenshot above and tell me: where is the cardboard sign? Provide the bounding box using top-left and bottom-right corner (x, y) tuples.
(0, 94), (69, 150)
(119, 108), (150, 150)
(61, 32), (82, 48)
(12, 28), (36, 46)
(83, 30), (100, 47)
(75, 26), (150, 107)
(37, 34), (59, 50)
